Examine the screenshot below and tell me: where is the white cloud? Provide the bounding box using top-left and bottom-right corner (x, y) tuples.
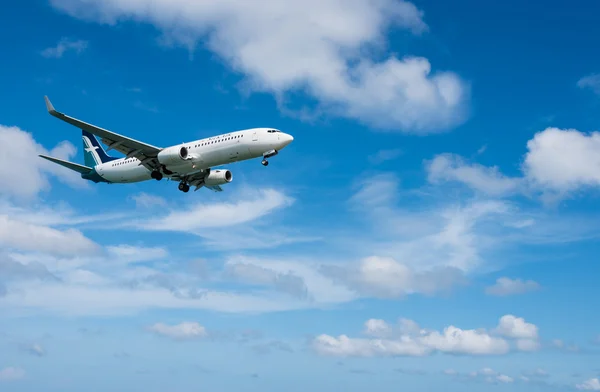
(425, 127), (600, 202)
(49, 0), (469, 133)
(312, 316), (517, 357)
(313, 314), (545, 358)
(577, 378), (600, 391)
(148, 321), (207, 340)
(130, 192), (167, 208)
(368, 148), (403, 164)
(522, 127), (600, 197)
(0, 367), (25, 381)
(577, 73), (600, 95)
(551, 339), (580, 352)
(364, 319), (392, 338)
(0, 125), (86, 200)
(485, 277), (540, 296)
(348, 174), (512, 273)
(22, 343), (45, 357)
(495, 315), (538, 340)
(224, 262), (308, 299)
(426, 153), (521, 197)
(41, 37), (88, 58)
(515, 338), (540, 352)
(321, 256), (467, 298)
(0, 215), (100, 257)
(106, 245), (169, 264)
(496, 374), (514, 383)
(131, 188), (293, 232)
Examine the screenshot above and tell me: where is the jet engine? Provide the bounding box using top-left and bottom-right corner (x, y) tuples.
(157, 145), (189, 166)
(204, 169), (233, 186)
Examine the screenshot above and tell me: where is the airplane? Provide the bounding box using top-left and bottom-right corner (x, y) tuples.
(39, 96), (294, 193)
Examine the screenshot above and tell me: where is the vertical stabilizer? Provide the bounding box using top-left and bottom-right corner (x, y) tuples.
(81, 130), (118, 166)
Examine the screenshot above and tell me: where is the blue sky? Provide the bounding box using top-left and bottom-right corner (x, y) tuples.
(1, 0), (600, 391)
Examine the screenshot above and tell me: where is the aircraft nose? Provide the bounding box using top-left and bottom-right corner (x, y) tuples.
(280, 133), (294, 148)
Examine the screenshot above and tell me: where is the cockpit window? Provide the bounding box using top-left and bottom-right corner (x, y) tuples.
(267, 129), (281, 133)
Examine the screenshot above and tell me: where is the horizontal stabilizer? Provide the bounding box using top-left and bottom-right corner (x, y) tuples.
(39, 154), (93, 174)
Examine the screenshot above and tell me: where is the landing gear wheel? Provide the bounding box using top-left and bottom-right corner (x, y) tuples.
(151, 171), (163, 181)
(261, 159), (269, 166)
(178, 182), (190, 193)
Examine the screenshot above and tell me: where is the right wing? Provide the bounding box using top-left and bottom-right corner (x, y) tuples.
(44, 96), (164, 171)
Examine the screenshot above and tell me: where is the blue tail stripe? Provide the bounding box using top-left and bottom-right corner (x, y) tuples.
(82, 130), (118, 166)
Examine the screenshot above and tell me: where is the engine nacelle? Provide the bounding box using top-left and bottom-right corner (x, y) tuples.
(157, 145), (189, 166)
(204, 169), (233, 186)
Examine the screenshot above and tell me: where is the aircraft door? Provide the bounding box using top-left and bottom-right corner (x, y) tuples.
(252, 131), (258, 141)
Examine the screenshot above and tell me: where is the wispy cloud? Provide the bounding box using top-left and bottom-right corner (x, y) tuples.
(0, 367), (25, 381)
(485, 277), (541, 296)
(41, 38), (88, 58)
(577, 73), (600, 95)
(368, 148), (403, 164)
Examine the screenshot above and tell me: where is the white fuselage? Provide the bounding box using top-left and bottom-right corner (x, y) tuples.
(96, 127), (293, 183)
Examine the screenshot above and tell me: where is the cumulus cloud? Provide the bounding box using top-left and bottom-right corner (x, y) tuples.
(522, 127), (600, 198)
(485, 277), (540, 296)
(495, 315), (540, 352)
(313, 317), (511, 357)
(49, 0), (469, 133)
(148, 322), (208, 340)
(426, 127), (600, 202)
(41, 37), (88, 58)
(0, 367), (25, 381)
(312, 315), (543, 358)
(495, 315), (538, 340)
(0, 125), (86, 200)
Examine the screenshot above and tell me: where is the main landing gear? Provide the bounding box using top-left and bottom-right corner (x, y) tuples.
(178, 182), (190, 193)
(151, 171), (163, 181)
(151, 165), (172, 181)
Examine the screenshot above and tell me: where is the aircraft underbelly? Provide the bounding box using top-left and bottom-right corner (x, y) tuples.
(101, 166), (151, 183)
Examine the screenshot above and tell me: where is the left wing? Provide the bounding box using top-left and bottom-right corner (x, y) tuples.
(44, 96), (164, 171)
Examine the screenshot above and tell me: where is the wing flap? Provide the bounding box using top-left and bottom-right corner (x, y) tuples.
(205, 185), (224, 192)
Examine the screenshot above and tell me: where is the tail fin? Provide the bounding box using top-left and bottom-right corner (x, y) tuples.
(81, 130), (118, 167)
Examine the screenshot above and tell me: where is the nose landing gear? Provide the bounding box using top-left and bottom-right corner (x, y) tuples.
(261, 149), (278, 167)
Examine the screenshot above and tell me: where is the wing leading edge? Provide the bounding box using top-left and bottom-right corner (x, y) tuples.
(44, 96), (163, 171)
